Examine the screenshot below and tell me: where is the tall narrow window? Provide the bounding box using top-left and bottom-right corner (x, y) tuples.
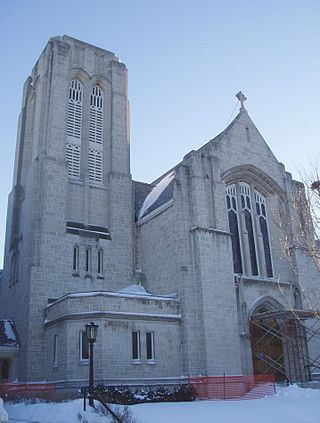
(73, 245), (79, 273)
(89, 86), (103, 183)
(226, 185), (242, 274)
(85, 247), (91, 273)
(80, 331), (89, 362)
(132, 331), (140, 361)
(240, 183), (258, 276)
(97, 249), (103, 275)
(146, 332), (155, 361)
(53, 335), (58, 367)
(66, 79), (83, 178)
(226, 182), (273, 279)
(255, 191), (273, 277)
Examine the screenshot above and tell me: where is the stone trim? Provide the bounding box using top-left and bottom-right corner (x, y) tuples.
(190, 226), (231, 237)
(44, 310), (182, 328)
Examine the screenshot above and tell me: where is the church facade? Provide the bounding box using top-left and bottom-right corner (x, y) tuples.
(0, 36), (319, 388)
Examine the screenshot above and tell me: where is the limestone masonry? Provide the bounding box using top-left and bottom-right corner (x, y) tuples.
(0, 36), (319, 389)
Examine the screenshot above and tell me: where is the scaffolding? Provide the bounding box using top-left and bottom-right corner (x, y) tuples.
(251, 309), (320, 385)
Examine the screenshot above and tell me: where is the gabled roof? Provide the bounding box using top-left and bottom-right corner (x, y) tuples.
(0, 320), (19, 348)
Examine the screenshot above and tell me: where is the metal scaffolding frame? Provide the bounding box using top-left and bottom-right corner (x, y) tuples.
(251, 309), (320, 385)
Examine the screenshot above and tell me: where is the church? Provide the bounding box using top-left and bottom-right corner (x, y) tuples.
(0, 35), (319, 390)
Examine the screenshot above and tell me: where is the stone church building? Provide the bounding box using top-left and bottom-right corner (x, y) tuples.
(0, 35), (319, 389)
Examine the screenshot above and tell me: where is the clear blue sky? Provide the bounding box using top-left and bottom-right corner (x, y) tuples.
(1, 0), (319, 266)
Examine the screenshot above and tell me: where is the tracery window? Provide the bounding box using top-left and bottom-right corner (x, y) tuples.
(89, 86), (103, 183)
(226, 182), (273, 278)
(66, 79), (83, 178)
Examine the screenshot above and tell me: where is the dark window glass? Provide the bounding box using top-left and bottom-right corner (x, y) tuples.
(81, 331), (89, 360)
(261, 203), (266, 217)
(226, 195), (231, 209)
(85, 248), (91, 273)
(146, 332), (154, 360)
(244, 210), (258, 275)
(246, 196), (251, 209)
(73, 246), (79, 271)
(260, 217), (273, 277)
(228, 210), (242, 274)
(241, 195), (245, 209)
(0, 359), (10, 380)
(232, 197), (237, 210)
(98, 250), (103, 274)
(256, 202), (260, 215)
(132, 331), (140, 360)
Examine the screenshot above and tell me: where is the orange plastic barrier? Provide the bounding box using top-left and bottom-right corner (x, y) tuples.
(189, 374), (275, 400)
(0, 382), (55, 396)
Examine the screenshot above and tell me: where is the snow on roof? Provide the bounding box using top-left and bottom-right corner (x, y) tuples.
(46, 289), (179, 309)
(118, 284), (148, 295)
(138, 171), (175, 220)
(0, 319), (19, 348)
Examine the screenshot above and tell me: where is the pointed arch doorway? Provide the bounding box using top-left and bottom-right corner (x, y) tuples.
(249, 301), (287, 382)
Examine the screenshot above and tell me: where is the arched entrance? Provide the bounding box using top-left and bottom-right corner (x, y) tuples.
(250, 303), (286, 381)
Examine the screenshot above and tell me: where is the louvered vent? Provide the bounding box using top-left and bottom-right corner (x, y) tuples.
(89, 86), (103, 144)
(66, 144), (81, 178)
(67, 80), (83, 139)
(66, 80), (83, 178)
(88, 86), (104, 183)
(88, 149), (102, 182)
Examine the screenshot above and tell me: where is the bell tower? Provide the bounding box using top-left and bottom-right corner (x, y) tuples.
(1, 36), (133, 380)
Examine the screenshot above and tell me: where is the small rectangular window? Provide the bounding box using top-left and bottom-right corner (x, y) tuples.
(53, 335), (58, 367)
(73, 245), (79, 272)
(146, 332), (155, 361)
(80, 331), (89, 362)
(132, 331), (140, 361)
(97, 249), (103, 275)
(85, 247), (91, 273)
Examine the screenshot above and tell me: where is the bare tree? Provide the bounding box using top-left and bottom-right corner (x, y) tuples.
(280, 160), (320, 274)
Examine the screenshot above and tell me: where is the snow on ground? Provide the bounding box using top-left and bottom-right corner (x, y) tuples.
(3, 385), (320, 423)
(0, 398), (8, 422)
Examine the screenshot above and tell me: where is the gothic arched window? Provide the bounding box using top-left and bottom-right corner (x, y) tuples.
(89, 86), (103, 183)
(225, 182), (273, 278)
(226, 185), (242, 274)
(66, 79), (83, 178)
(255, 191), (273, 277)
(240, 183), (258, 276)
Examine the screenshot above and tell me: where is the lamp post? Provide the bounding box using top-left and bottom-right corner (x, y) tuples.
(85, 321), (99, 407)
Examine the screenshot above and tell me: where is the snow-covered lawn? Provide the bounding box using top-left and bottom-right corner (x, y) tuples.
(2, 385), (320, 423)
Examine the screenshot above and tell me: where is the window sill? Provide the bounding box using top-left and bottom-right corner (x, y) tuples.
(53, 364), (58, 369)
(80, 360), (89, 365)
(131, 360), (142, 365)
(97, 274), (105, 279)
(72, 272), (80, 277)
(147, 360), (156, 365)
(85, 274), (93, 280)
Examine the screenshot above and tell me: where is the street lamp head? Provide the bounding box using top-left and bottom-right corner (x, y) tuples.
(85, 321), (99, 343)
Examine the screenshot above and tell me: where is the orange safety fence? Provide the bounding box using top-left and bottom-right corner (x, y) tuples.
(0, 382), (55, 397)
(189, 374), (276, 400)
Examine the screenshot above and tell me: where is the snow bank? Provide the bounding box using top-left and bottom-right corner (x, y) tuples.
(0, 398), (8, 423)
(132, 385), (320, 423)
(4, 385), (320, 423)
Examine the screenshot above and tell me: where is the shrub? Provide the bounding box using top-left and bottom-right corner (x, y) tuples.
(93, 383), (196, 405)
